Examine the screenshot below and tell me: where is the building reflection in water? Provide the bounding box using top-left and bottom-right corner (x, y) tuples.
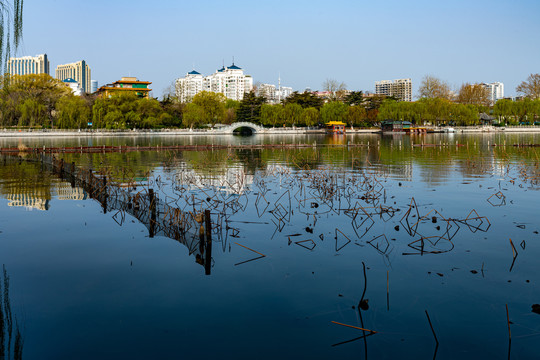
(5, 182), (87, 211)
(7, 189), (51, 210)
(0, 160), (87, 211)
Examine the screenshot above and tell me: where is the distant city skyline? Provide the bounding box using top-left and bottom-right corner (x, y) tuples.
(14, 0), (540, 99)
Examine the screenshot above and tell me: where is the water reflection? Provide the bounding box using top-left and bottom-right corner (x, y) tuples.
(0, 134), (539, 359)
(0, 266), (24, 360)
(1, 144), (529, 271)
(0, 159), (53, 210)
(0, 159), (87, 211)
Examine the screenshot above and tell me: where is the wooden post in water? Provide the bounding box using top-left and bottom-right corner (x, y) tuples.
(149, 189), (156, 238)
(204, 209), (212, 275)
(102, 176), (108, 214)
(88, 170), (94, 198)
(70, 162), (76, 188)
(59, 158), (65, 178)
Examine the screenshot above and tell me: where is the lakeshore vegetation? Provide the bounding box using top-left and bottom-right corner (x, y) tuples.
(0, 73), (539, 130)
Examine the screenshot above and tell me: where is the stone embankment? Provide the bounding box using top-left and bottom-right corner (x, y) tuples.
(454, 126), (540, 133)
(0, 125), (539, 137)
(0, 127), (378, 137)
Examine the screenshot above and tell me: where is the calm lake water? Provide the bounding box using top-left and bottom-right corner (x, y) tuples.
(0, 133), (539, 359)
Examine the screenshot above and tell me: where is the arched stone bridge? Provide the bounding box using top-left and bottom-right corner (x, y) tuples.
(217, 122), (265, 134)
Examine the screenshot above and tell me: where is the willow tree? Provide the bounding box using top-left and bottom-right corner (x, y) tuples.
(0, 0), (24, 72)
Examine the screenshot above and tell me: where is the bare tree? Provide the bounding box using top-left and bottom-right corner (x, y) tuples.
(322, 78), (347, 102)
(457, 83), (490, 107)
(162, 80), (178, 101)
(418, 75), (453, 100)
(516, 73), (540, 100)
(252, 81), (262, 95)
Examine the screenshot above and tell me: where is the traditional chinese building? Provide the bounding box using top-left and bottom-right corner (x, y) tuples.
(96, 77), (152, 98)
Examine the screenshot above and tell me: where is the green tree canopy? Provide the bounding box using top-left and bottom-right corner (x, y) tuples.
(90, 93), (168, 129)
(1, 74), (71, 127)
(56, 95), (92, 129)
(364, 94), (391, 111)
(236, 91), (266, 123)
(344, 91), (364, 106)
(182, 103), (204, 129)
(347, 105), (367, 127)
(192, 91), (226, 127)
(282, 103), (303, 126)
(260, 104), (282, 127)
(224, 99), (239, 124)
(301, 107), (319, 127)
(283, 91), (323, 109)
(320, 101), (348, 124)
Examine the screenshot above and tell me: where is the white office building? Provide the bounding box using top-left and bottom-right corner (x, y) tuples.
(55, 60), (91, 93)
(7, 54), (50, 75)
(482, 82), (504, 104)
(375, 78), (412, 102)
(175, 63), (253, 103)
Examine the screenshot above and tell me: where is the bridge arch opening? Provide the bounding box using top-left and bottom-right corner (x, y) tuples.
(232, 126), (255, 136)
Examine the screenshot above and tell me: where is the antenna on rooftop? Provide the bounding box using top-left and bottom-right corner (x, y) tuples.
(232, 56), (235, 65)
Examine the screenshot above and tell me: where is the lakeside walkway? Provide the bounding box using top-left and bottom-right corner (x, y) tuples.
(1, 125), (540, 138)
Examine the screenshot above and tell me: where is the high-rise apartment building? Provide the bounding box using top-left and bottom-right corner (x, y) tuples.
(55, 60), (91, 93)
(279, 86), (293, 100)
(375, 78), (412, 102)
(175, 63), (253, 103)
(175, 70), (204, 103)
(256, 84), (277, 103)
(482, 82), (504, 104)
(7, 54), (50, 75)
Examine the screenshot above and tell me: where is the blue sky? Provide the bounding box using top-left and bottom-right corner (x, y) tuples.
(18, 0), (540, 98)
